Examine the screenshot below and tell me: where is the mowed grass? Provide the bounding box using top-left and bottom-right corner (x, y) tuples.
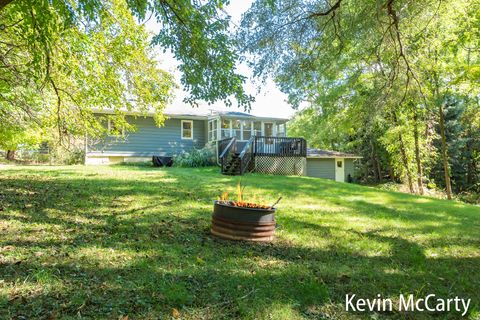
(0, 165), (479, 320)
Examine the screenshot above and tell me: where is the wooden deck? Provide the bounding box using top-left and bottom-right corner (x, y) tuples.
(219, 136), (307, 175)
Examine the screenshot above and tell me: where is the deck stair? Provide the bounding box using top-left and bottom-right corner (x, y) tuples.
(219, 136), (306, 176)
(222, 153), (242, 175)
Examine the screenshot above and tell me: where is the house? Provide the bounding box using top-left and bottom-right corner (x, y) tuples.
(86, 109), (361, 181)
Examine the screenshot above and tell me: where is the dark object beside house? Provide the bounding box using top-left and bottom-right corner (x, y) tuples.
(211, 201), (276, 242)
(152, 156), (173, 167)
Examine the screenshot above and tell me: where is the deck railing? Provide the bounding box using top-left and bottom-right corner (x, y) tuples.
(254, 136), (306, 157)
(219, 137), (235, 157)
(218, 136), (306, 175)
(238, 136), (255, 174)
(219, 137), (236, 173)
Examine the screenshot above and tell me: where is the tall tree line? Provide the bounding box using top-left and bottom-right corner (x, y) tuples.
(238, 0), (480, 199)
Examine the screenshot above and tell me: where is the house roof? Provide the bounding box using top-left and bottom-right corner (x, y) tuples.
(307, 148), (362, 159)
(92, 108), (289, 122)
(208, 110), (288, 122)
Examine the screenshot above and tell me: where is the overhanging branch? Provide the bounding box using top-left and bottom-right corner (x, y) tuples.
(386, 0), (427, 106)
(0, 0), (14, 11)
(306, 0), (342, 19)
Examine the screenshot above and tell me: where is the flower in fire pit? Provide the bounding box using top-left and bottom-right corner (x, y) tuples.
(217, 182), (281, 209)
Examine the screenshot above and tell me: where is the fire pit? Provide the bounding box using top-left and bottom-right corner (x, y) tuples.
(211, 200), (276, 242)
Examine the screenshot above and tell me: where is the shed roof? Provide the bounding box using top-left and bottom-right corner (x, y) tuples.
(307, 148), (362, 159)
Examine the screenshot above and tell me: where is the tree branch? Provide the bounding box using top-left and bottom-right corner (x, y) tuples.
(0, 0), (14, 11)
(306, 0), (342, 19)
(386, 0), (427, 106)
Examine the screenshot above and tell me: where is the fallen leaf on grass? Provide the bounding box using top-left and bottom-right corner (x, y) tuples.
(1, 246), (15, 252)
(172, 308), (181, 318)
(47, 312), (57, 320)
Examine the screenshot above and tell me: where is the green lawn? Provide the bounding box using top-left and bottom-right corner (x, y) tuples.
(0, 165), (479, 319)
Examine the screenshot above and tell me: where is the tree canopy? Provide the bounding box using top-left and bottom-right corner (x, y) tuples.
(239, 0), (480, 198)
(0, 0), (253, 152)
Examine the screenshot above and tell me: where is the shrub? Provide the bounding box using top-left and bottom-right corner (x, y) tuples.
(64, 149), (85, 165)
(173, 146), (216, 167)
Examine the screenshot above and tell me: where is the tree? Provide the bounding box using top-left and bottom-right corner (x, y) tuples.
(0, 0), (177, 144)
(240, 0), (480, 197)
(0, 0), (252, 108)
(1, 0), (253, 150)
(0, 122), (43, 160)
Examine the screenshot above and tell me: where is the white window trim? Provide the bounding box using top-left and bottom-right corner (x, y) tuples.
(216, 118), (286, 140)
(208, 119), (216, 142)
(217, 117), (221, 140)
(263, 122), (274, 136)
(253, 121), (262, 137)
(220, 119), (232, 140)
(107, 119), (125, 137)
(181, 120), (193, 140)
(208, 117), (221, 142)
(239, 120), (253, 141)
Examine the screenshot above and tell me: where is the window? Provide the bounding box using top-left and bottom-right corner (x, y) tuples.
(242, 120), (252, 140)
(208, 121), (212, 141)
(253, 122), (262, 136)
(108, 119), (125, 136)
(264, 123), (274, 144)
(181, 120), (193, 139)
(337, 160), (343, 168)
(277, 123), (286, 137)
(221, 119), (231, 139)
(208, 119), (218, 142)
(232, 120), (241, 140)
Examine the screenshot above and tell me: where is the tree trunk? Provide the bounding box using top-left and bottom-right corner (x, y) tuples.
(370, 141), (382, 182)
(392, 112), (415, 193)
(388, 166), (396, 182)
(438, 103), (453, 200)
(413, 109), (424, 195)
(6, 150), (15, 160)
(399, 135), (415, 193)
(465, 133), (474, 186)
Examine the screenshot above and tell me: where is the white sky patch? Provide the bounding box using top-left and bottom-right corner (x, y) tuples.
(144, 1), (304, 119)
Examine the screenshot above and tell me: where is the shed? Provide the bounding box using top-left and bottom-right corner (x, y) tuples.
(306, 149), (362, 182)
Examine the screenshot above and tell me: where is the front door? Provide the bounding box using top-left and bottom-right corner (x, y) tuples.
(335, 158), (345, 182)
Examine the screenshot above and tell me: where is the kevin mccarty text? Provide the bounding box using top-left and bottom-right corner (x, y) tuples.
(345, 294), (471, 316)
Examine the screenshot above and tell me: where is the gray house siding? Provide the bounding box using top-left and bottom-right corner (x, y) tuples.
(306, 158), (335, 180)
(89, 115), (206, 156)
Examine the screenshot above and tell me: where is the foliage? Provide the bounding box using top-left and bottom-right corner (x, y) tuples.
(173, 145), (216, 167)
(51, 146), (86, 165)
(245, 0), (480, 196)
(0, 122), (44, 154)
(0, 165), (479, 318)
(0, 0), (252, 116)
(148, 0), (253, 108)
(0, 0), (176, 145)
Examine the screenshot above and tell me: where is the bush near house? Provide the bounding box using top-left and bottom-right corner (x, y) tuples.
(173, 145), (217, 167)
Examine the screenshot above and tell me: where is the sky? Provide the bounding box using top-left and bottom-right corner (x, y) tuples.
(145, 1), (301, 119)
